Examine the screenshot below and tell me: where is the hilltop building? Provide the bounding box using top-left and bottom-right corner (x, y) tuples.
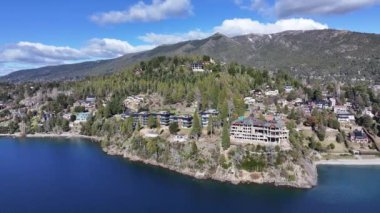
(191, 62), (205, 72)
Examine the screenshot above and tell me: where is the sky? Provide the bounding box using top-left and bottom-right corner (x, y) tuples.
(0, 0), (380, 75)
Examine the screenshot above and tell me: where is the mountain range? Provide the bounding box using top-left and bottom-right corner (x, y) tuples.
(2, 29), (380, 83)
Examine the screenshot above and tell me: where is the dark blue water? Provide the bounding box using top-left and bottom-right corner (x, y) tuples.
(1, 137), (380, 213)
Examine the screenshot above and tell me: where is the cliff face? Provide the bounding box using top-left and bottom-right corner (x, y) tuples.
(103, 135), (317, 189)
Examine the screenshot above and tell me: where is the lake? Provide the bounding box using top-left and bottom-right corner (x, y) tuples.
(1, 137), (380, 213)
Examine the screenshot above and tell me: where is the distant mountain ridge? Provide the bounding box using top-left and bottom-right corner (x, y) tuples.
(2, 29), (380, 83)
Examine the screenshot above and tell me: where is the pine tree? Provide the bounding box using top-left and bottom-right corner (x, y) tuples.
(147, 115), (157, 129)
(169, 122), (179, 135)
(207, 115), (214, 135)
(222, 120), (230, 150)
(156, 117), (161, 129)
(191, 110), (201, 139)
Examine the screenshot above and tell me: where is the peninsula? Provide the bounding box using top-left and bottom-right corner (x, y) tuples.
(1, 56), (380, 189)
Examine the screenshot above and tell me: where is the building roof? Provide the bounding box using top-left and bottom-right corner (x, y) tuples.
(353, 129), (368, 139)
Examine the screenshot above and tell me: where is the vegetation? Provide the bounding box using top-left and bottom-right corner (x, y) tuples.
(221, 120), (230, 150)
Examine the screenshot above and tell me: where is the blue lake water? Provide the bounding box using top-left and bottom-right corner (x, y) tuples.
(1, 137), (380, 213)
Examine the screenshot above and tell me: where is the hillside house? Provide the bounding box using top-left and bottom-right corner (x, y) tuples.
(244, 97), (256, 105)
(191, 62), (205, 72)
(336, 112), (355, 123)
(350, 129), (369, 144)
(265, 89), (279, 96)
(284, 85), (293, 93)
(75, 112), (91, 123)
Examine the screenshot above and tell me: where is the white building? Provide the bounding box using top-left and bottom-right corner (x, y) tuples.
(75, 112), (91, 123)
(334, 105), (348, 114)
(244, 97), (256, 105)
(230, 115), (289, 145)
(337, 113), (355, 123)
(265, 90), (279, 96)
(329, 97), (336, 108)
(191, 63), (205, 72)
(363, 108), (374, 118)
(284, 86), (293, 93)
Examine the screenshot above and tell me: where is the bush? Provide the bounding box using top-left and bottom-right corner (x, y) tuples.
(169, 122), (179, 135)
(240, 155), (266, 172)
(328, 143), (335, 150)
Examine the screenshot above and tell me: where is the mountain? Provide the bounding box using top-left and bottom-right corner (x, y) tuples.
(2, 29), (380, 83)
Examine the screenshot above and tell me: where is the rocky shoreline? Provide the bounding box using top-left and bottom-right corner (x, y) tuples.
(104, 144), (318, 189)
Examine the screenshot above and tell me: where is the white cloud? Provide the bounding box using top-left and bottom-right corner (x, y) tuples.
(0, 42), (85, 64)
(83, 38), (154, 57)
(237, 0), (380, 17)
(137, 18), (327, 45)
(90, 0), (192, 25)
(138, 30), (210, 45)
(213, 18), (328, 36)
(0, 38), (155, 75)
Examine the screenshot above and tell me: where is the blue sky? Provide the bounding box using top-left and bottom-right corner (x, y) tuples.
(0, 0), (380, 75)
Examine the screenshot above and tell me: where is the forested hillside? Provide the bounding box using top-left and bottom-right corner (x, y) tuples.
(2, 29), (380, 83)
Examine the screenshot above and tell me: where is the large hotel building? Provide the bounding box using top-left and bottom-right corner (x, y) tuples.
(230, 115), (289, 145)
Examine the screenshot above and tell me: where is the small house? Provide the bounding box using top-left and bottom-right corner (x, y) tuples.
(350, 129), (369, 144)
(75, 112), (91, 123)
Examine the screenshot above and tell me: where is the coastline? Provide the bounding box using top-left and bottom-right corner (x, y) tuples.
(0, 133), (100, 141)
(7, 133), (380, 187)
(104, 146), (317, 189)
(316, 159), (380, 166)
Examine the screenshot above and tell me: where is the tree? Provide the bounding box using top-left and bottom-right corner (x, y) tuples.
(304, 116), (317, 127)
(336, 133), (344, 143)
(328, 143), (335, 150)
(316, 125), (326, 141)
(286, 91), (297, 101)
(62, 120), (70, 132)
(147, 115), (157, 129)
(191, 111), (201, 138)
(121, 117), (134, 136)
(169, 122), (179, 135)
(107, 96), (123, 116)
(135, 121), (141, 133)
(70, 114), (76, 122)
(360, 115), (373, 129)
(207, 115), (215, 135)
(313, 89), (322, 101)
(156, 118), (161, 129)
(221, 120), (230, 150)
(74, 106), (85, 113)
(190, 141), (198, 156)
(8, 121), (19, 134)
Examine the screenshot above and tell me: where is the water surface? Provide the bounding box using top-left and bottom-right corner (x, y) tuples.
(1, 137), (379, 213)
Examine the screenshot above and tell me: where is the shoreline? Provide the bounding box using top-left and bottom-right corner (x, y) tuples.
(315, 159), (380, 166)
(0, 133), (100, 141)
(105, 146), (317, 189)
(4, 134), (380, 187)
